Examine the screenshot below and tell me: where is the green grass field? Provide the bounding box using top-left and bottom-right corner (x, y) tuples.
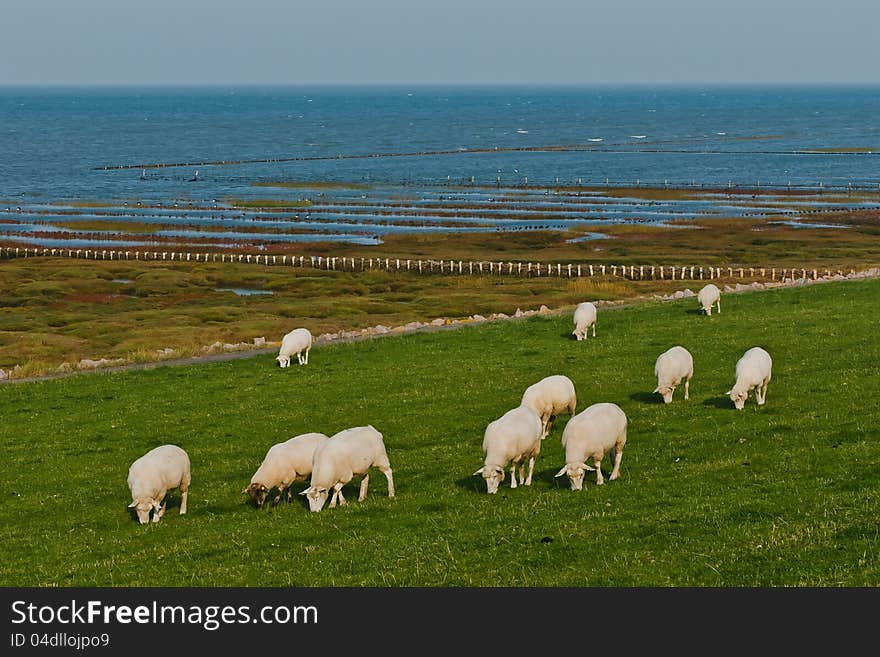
(1, 278), (878, 586)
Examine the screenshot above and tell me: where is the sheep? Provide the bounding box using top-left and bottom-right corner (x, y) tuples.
(697, 283), (721, 316)
(277, 328), (312, 367)
(127, 444), (191, 524)
(473, 405), (543, 494)
(242, 432), (329, 508)
(727, 347), (772, 410)
(653, 346), (694, 403)
(555, 402), (627, 489)
(572, 302), (598, 340)
(300, 425), (394, 512)
(520, 374), (577, 439)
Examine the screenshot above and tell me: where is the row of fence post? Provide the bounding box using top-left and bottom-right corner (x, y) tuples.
(0, 246), (848, 282)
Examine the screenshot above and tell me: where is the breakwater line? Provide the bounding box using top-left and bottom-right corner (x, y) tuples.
(0, 245), (852, 284)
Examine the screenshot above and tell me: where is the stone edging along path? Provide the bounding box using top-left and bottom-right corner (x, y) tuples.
(2, 267), (877, 385)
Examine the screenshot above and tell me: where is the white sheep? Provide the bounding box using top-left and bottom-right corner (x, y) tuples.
(572, 302), (598, 340)
(555, 402), (627, 489)
(654, 346), (694, 403)
(300, 425), (394, 512)
(727, 347), (772, 410)
(127, 444), (191, 524)
(242, 432), (329, 508)
(277, 328), (312, 367)
(474, 405), (543, 494)
(521, 374), (577, 439)
(697, 283), (721, 316)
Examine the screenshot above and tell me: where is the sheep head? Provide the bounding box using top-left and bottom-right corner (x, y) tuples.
(128, 497), (162, 524)
(555, 462), (594, 491)
(300, 486), (328, 512)
(243, 483), (269, 508)
(473, 465), (505, 494)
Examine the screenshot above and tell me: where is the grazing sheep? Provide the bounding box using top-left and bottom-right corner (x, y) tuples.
(555, 402), (627, 489)
(572, 302), (598, 340)
(474, 405), (543, 494)
(127, 444), (191, 524)
(277, 328), (312, 368)
(300, 425), (394, 512)
(728, 347), (772, 410)
(521, 374), (577, 439)
(654, 346), (694, 403)
(242, 432), (329, 508)
(697, 283), (721, 316)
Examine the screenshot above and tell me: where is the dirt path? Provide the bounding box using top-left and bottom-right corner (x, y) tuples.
(4, 269), (876, 386)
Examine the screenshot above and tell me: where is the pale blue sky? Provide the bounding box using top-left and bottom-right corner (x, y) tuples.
(2, 0), (878, 85)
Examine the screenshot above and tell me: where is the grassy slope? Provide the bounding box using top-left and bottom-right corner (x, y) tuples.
(0, 279), (878, 586)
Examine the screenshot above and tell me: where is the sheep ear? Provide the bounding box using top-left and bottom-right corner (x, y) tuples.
(725, 389), (733, 395)
(299, 488), (311, 496)
(554, 466), (567, 477)
(473, 467), (484, 476)
(128, 501), (137, 508)
(581, 462), (596, 472)
(653, 387), (660, 393)
(241, 487), (249, 495)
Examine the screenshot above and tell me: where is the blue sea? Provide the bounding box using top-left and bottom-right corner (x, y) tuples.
(1, 86), (877, 247)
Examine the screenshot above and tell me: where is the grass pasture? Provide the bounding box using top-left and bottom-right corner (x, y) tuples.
(0, 278), (878, 586)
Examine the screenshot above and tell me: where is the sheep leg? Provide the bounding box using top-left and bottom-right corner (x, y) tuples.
(518, 463), (525, 484)
(717, 299), (721, 314)
(304, 347), (309, 364)
(271, 487), (284, 508)
(524, 456), (536, 486)
(546, 414), (555, 436)
(380, 466), (395, 498)
(297, 351), (304, 365)
(509, 464), (518, 488)
(335, 485), (347, 506)
(179, 489), (188, 515)
(594, 458), (605, 486)
(358, 474), (370, 502)
(684, 378), (690, 400)
(592, 323), (596, 337)
(609, 446), (624, 481)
